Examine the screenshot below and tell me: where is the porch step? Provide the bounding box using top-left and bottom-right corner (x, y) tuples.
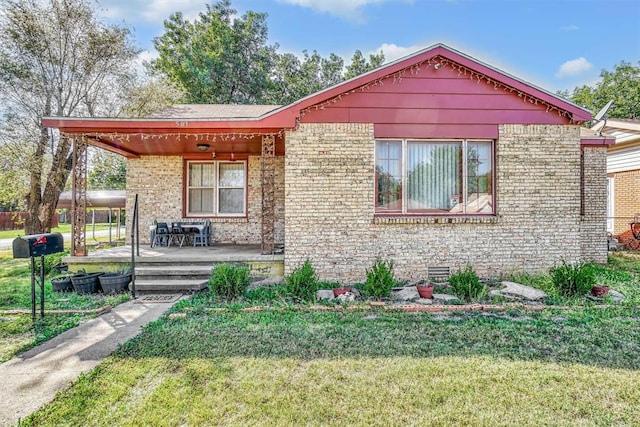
(135, 265), (212, 280)
(133, 279), (208, 292)
(133, 263), (212, 293)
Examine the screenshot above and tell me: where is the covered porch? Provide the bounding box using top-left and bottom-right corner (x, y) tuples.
(43, 105), (290, 258)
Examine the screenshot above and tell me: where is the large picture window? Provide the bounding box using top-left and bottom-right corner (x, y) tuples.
(186, 161), (246, 216)
(375, 140), (494, 215)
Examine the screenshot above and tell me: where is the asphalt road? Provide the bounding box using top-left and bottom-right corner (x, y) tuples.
(0, 227), (126, 251)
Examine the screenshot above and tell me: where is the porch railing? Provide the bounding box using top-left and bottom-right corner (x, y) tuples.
(130, 194), (139, 298)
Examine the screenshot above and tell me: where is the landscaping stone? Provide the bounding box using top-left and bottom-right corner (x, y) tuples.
(609, 289), (625, 303)
(416, 298), (433, 305)
(247, 277), (283, 291)
(432, 293), (461, 304)
(391, 286), (419, 301)
(488, 281), (547, 301)
(587, 289), (625, 303)
(315, 290), (334, 300)
(337, 292), (355, 302)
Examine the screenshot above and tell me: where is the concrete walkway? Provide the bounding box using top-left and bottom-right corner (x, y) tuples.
(0, 299), (175, 427)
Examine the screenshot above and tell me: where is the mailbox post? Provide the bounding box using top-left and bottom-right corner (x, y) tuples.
(12, 233), (64, 320)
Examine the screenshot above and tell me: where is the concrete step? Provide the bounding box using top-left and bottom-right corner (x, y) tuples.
(133, 279), (208, 292)
(135, 265), (212, 278)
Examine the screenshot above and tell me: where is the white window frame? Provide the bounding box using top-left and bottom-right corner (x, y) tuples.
(186, 160), (247, 217)
(374, 139), (495, 215)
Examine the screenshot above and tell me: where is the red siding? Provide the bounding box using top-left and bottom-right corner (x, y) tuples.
(300, 66), (570, 139)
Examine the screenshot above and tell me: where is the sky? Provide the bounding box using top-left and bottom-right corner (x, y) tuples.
(96, 0), (640, 94)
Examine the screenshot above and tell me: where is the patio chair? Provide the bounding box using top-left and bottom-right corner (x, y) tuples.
(151, 222), (170, 248)
(169, 222), (187, 247)
(192, 220), (210, 247)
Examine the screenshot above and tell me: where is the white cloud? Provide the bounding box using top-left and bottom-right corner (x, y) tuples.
(555, 57), (593, 78)
(96, 0), (204, 23)
(277, 0), (411, 21)
(369, 42), (428, 63)
(561, 24), (579, 31)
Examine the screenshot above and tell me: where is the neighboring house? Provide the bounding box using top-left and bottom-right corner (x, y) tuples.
(43, 44), (613, 283)
(591, 118), (640, 235)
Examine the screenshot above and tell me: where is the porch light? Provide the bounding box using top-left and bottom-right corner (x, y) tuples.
(211, 151), (216, 159)
(196, 143), (210, 152)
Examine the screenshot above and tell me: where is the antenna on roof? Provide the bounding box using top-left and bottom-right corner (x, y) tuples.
(592, 100), (613, 136)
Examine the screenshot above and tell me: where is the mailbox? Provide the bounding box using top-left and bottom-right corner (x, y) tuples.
(12, 233), (64, 259)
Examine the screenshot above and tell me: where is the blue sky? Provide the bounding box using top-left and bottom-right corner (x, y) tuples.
(97, 0), (640, 93)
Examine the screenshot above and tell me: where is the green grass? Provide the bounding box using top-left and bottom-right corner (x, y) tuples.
(12, 253), (640, 425)
(0, 223), (119, 240)
(0, 248), (130, 362)
(21, 307), (640, 426)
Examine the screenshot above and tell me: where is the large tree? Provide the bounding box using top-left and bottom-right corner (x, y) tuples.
(560, 61), (640, 119)
(0, 0), (139, 233)
(152, 0), (387, 105)
(152, 0), (276, 104)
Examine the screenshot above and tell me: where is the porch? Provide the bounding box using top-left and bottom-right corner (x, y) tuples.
(64, 244), (284, 293)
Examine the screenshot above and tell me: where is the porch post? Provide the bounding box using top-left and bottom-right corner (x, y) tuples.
(71, 136), (87, 256)
(261, 135), (276, 254)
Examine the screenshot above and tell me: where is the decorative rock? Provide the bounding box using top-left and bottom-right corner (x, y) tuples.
(432, 293), (461, 304)
(247, 277), (283, 291)
(415, 298), (433, 305)
(609, 289), (625, 303)
(489, 281), (547, 301)
(315, 290), (335, 300)
(337, 292), (355, 302)
(391, 286), (419, 301)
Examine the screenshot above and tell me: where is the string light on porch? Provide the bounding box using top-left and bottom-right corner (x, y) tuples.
(78, 129), (288, 144)
(299, 55), (575, 122)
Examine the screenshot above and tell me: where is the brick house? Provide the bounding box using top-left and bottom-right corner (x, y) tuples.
(590, 118), (640, 235)
(44, 44), (613, 283)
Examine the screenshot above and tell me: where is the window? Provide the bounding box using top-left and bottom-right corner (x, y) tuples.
(375, 140), (494, 215)
(186, 161), (246, 216)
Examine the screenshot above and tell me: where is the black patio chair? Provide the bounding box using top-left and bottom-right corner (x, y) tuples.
(152, 222), (170, 248)
(169, 222), (187, 247)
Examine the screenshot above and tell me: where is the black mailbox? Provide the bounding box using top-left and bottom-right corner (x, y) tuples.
(13, 233), (64, 259)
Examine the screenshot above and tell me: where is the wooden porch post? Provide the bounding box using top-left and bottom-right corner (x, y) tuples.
(71, 137), (87, 256)
(261, 135), (276, 254)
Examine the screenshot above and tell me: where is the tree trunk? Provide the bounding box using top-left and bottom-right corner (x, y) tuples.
(24, 129), (73, 235)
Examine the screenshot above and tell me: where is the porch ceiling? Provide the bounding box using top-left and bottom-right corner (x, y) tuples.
(85, 130), (285, 158)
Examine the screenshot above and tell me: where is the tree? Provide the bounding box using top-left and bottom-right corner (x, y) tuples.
(561, 61), (640, 119)
(345, 50), (385, 80)
(268, 50), (344, 105)
(151, 0), (277, 104)
(152, 1), (387, 105)
(0, 0), (139, 233)
(88, 150), (126, 190)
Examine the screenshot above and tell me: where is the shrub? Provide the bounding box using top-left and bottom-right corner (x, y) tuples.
(550, 260), (596, 297)
(362, 257), (396, 299)
(449, 264), (486, 302)
(209, 263), (250, 301)
(284, 259), (318, 301)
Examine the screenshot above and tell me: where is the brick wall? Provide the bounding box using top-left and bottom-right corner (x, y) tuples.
(284, 123), (603, 283)
(611, 169), (640, 235)
(125, 155), (284, 245)
(580, 146), (608, 262)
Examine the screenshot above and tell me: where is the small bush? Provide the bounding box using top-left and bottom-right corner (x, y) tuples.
(550, 260), (596, 297)
(284, 259), (318, 301)
(449, 265), (486, 302)
(362, 257), (396, 299)
(209, 263), (250, 301)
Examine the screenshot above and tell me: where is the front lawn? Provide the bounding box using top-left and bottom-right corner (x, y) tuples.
(0, 249), (129, 362)
(22, 303), (640, 426)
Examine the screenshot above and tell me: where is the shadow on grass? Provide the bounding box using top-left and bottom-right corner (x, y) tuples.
(114, 308), (640, 371)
